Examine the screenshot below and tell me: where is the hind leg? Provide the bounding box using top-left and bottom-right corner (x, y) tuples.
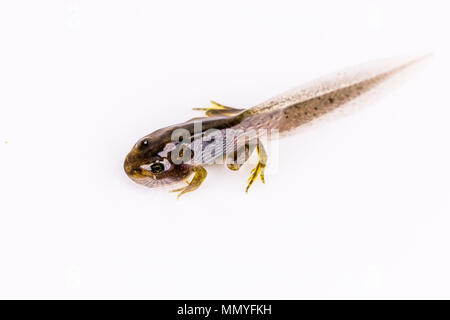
(245, 139), (268, 193)
(226, 140), (256, 171)
(226, 138), (268, 193)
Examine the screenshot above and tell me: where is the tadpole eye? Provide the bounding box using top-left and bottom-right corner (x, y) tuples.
(150, 162), (165, 173)
(138, 139), (149, 149)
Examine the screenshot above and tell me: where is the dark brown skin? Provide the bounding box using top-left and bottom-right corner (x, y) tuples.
(123, 112), (245, 190)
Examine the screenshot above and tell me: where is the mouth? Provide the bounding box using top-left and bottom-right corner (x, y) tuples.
(124, 161), (152, 180)
(126, 168), (151, 179)
(124, 163), (158, 187)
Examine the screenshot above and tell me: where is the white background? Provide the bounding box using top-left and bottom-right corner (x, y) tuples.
(0, 0), (449, 299)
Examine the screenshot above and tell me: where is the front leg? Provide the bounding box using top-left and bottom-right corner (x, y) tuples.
(170, 166), (208, 199)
